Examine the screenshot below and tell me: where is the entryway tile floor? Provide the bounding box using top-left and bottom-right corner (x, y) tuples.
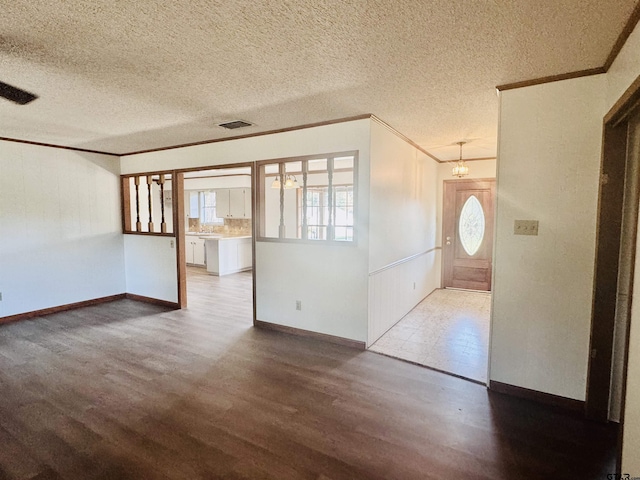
(369, 288), (491, 384)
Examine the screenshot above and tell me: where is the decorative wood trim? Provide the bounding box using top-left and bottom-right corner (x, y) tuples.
(174, 172), (187, 308)
(146, 175), (154, 232)
(496, 67), (606, 92)
(184, 173), (252, 180)
(368, 247), (441, 276)
(124, 293), (180, 309)
(120, 114), (373, 157)
(586, 122), (628, 422)
(254, 151), (358, 168)
(251, 163), (258, 325)
(605, 74), (640, 125)
(604, 1), (640, 71)
(176, 161), (255, 175)
(616, 113), (640, 471)
(121, 177), (131, 234)
(254, 319), (366, 350)
(123, 231), (175, 237)
(489, 380), (585, 414)
(255, 151), (359, 244)
(0, 136), (118, 156)
(121, 170), (175, 178)
(496, 4), (640, 94)
(0, 294), (126, 325)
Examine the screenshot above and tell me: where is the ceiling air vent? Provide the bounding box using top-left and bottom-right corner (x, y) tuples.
(0, 80), (38, 105)
(218, 120), (253, 130)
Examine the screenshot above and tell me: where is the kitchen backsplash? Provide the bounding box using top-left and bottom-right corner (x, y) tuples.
(190, 218), (251, 236)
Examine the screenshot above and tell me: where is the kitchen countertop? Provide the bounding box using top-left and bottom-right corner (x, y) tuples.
(203, 235), (252, 241)
(186, 232), (251, 240)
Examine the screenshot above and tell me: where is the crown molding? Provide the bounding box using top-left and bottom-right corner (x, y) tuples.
(0, 136), (118, 156)
(497, 3), (640, 92)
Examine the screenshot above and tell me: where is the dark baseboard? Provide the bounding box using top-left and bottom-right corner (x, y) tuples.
(489, 380), (585, 414)
(254, 319), (366, 350)
(0, 294), (127, 325)
(0, 292), (179, 326)
(124, 293), (180, 309)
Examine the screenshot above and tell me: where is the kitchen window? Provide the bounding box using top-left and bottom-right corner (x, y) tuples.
(189, 191), (224, 225)
(257, 152), (357, 243)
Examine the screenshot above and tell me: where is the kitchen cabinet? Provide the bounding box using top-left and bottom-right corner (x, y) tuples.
(186, 236), (206, 266)
(205, 236), (252, 276)
(216, 188), (251, 219)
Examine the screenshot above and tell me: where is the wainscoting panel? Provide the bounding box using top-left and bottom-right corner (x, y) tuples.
(368, 248), (441, 346)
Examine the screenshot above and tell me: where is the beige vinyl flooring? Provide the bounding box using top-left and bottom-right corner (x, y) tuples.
(369, 288), (491, 384)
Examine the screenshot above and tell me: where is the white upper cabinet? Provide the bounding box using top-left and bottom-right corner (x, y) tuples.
(216, 189), (231, 218)
(229, 189), (245, 218)
(216, 188), (251, 219)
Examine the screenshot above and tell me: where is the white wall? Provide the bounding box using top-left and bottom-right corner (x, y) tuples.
(367, 119), (440, 345)
(121, 119), (372, 342)
(492, 75), (605, 400)
(606, 20), (640, 476)
(124, 235), (178, 303)
(0, 141), (125, 317)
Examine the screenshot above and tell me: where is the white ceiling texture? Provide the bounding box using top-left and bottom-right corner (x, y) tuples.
(0, 1), (637, 160)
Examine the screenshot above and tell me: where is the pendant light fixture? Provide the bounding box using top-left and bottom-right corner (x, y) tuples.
(452, 141), (469, 178)
(271, 174), (300, 189)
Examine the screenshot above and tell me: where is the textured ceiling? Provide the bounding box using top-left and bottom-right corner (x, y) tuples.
(0, 1), (637, 160)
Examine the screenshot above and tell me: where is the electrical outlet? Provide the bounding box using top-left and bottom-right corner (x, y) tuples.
(514, 220), (539, 236)
(413, 282), (416, 290)
(170, 240), (175, 248)
(296, 300), (302, 311)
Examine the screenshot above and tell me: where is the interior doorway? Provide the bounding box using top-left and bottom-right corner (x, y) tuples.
(588, 101), (640, 428)
(442, 178), (495, 291)
(175, 164), (255, 323)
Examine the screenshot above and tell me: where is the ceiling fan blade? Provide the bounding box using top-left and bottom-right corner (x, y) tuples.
(0, 81), (37, 105)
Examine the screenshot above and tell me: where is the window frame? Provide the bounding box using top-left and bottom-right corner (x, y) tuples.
(198, 190), (224, 226)
(121, 171), (175, 236)
(256, 151), (358, 245)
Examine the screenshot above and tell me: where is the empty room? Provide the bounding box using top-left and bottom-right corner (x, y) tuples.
(1, 1), (640, 479)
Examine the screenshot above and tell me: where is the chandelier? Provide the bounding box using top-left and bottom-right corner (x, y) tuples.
(452, 141), (469, 178)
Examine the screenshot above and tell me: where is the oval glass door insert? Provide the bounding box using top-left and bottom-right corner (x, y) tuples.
(459, 195), (485, 256)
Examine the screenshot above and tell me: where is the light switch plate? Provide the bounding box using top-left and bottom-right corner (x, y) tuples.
(514, 220), (539, 236)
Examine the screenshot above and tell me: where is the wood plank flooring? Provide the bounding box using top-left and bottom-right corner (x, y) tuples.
(0, 269), (617, 479)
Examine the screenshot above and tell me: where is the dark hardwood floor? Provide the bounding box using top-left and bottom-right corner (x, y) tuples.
(0, 268), (617, 479)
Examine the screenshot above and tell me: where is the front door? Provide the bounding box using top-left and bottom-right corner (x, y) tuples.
(442, 178), (495, 291)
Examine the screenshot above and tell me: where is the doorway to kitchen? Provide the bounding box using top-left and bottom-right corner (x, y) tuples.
(177, 164), (255, 324)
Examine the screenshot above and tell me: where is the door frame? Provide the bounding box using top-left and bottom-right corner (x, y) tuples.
(173, 162), (256, 323)
(441, 177), (496, 291)
(586, 75), (640, 471)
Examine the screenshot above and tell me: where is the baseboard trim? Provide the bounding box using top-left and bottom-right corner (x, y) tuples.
(254, 319), (366, 350)
(0, 294), (127, 325)
(489, 380), (585, 414)
(124, 293), (180, 309)
(0, 293), (180, 325)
